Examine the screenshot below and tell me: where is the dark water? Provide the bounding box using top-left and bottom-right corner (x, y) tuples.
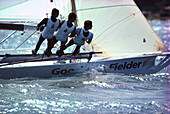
(0, 20), (170, 114)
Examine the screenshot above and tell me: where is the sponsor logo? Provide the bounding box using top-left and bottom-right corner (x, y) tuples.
(110, 61), (142, 70)
(51, 68), (74, 75)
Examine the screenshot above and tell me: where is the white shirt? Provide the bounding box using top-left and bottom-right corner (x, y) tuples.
(55, 20), (75, 42)
(42, 18), (60, 39)
(73, 28), (93, 46)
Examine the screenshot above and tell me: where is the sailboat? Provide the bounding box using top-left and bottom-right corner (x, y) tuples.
(0, 0), (169, 79)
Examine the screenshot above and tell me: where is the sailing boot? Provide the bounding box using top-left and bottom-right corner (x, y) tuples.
(44, 50), (52, 57)
(32, 50), (37, 56)
(56, 50), (64, 57)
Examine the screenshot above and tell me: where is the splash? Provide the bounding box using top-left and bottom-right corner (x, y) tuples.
(87, 64), (106, 74)
(83, 80), (134, 89)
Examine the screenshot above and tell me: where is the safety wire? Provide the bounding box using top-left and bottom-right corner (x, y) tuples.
(0, 31), (17, 45)
(14, 30), (37, 51)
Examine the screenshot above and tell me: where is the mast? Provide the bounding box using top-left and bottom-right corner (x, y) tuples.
(71, 0), (78, 27)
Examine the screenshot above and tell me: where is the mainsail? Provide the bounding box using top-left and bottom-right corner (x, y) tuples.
(72, 0), (167, 58)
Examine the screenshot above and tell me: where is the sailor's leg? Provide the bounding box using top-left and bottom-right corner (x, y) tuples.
(45, 38), (53, 56)
(49, 36), (58, 51)
(65, 39), (74, 50)
(33, 34), (45, 54)
(61, 42), (66, 48)
(59, 38), (74, 52)
(73, 45), (81, 55)
(47, 38), (53, 50)
(56, 41), (67, 56)
(60, 42), (66, 50)
(57, 39), (74, 57)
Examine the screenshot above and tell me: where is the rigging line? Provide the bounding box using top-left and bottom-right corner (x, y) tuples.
(93, 0), (108, 33)
(79, 0), (85, 26)
(77, 4), (136, 11)
(0, 30), (17, 44)
(76, 0), (84, 27)
(89, 0), (104, 21)
(61, 0), (66, 14)
(66, 1), (71, 13)
(83, 0), (99, 52)
(88, 0), (97, 19)
(92, 41), (110, 49)
(93, 11), (139, 43)
(14, 30), (37, 51)
(94, 3), (122, 36)
(53, 0), (57, 7)
(94, 15), (143, 45)
(0, 47), (48, 52)
(76, 0), (82, 27)
(94, 0), (127, 36)
(97, 12), (142, 44)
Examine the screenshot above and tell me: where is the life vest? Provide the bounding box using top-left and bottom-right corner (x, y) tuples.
(55, 20), (75, 42)
(42, 18), (60, 39)
(73, 28), (93, 46)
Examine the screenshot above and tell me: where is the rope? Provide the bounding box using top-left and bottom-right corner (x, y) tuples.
(14, 30), (37, 51)
(0, 30), (17, 44)
(93, 12), (139, 43)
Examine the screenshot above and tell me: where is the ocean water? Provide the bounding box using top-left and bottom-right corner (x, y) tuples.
(0, 20), (170, 114)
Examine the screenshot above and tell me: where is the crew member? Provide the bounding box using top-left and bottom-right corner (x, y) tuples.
(46, 12), (77, 56)
(58, 20), (93, 56)
(32, 8), (60, 56)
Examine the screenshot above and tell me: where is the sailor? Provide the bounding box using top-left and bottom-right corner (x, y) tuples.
(58, 20), (93, 56)
(46, 12), (77, 56)
(32, 8), (60, 56)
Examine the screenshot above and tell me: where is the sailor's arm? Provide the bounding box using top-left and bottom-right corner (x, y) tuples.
(54, 19), (64, 31)
(58, 20), (65, 28)
(37, 18), (48, 31)
(68, 27), (77, 37)
(86, 33), (93, 44)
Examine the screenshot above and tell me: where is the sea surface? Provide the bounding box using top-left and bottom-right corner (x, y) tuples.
(0, 20), (170, 114)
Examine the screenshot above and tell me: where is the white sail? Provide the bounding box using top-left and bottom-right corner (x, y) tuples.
(0, 0), (71, 22)
(73, 0), (167, 58)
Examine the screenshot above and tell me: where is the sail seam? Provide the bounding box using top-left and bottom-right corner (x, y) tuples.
(77, 4), (136, 11)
